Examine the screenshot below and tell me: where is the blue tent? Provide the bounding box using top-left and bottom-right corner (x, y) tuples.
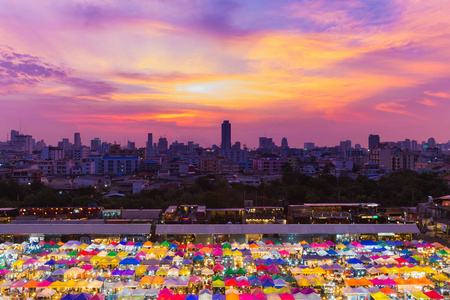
(264, 258), (275, 265)
(213, 294), (226, 300)
(360, 240), (378, 246)
(400, 255), (418, 264)
(119, 258), (140, 265)
(401, 249), (413, 255)
(250, 279), (262, 286)
(327, 249), (338, 255)
(193, 255), (204, 261)
(74, 293), (91, 300)
(44, 259), (56, 266)
(384, 241), (396, 247)
(276, 258), (286, 265)
(60, 294), (77, 300)
(45, 276), (59, 282)
(346, 258), (362, 264)
(429, 254), (443, 261)
(95, 276), (107, 281)
(262, 279), (274, 287)
(371, 247), (387, 252)
(186, 295), (199, 300)
(182, 259), (193, 264)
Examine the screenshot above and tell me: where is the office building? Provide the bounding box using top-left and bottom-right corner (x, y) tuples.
(221, 120), (231, 149)
(158, 137), (168, 153)
(368, 134), (380, 150)
(74, 132), (81, 148)
(90, 138), (101, 151)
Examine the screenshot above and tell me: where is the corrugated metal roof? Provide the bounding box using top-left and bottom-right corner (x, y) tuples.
(0, 224), (151, 235)
(155, 224), (419, 235)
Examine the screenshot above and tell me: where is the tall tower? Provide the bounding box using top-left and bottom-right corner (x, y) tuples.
(221, 120), (231, 149)
(146, 133), (153, 157)
(368, 134), (380, 150)
(281, 137), (288, 149)
(74, 132), (81, 148)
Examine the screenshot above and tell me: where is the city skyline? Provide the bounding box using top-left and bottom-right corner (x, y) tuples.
(1, 1), (450, 147)
(2, 126), (447, 151)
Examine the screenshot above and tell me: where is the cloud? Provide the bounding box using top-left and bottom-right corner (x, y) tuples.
(424, 91), (450, 99)
(0, 46), (66, 93)
(420, 99), (437, 107)
(64, 77), (118, 96)
(375, 102), (416, 117)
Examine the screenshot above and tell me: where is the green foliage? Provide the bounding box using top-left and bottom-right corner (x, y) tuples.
(0, 170), (448, 209)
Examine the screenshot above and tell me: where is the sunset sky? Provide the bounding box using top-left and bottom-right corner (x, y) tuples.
(1, 0), (450, 148)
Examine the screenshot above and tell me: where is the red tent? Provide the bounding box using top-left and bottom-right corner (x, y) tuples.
(424, 291), (444, 299)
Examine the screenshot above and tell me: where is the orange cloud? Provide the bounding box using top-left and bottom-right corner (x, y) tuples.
(424, 91), (450, 99)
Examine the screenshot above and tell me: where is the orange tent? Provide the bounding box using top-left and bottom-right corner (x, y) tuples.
(380, 287), (397, 296)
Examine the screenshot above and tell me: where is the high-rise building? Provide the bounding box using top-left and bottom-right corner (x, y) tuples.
(304, 142), (315, 150)
(259, 137), (275, 149)
(411, 140), (418, 151)
(90, 138), (101, 151)
(428, 137), (436, 148)
(221, 120), (231, 149)
(146, 133), (153, 155)
(127, 141), (136, 150)
(10, 130), (19, 142)
(340, 140), (352, 151)
(368, 134), (380, 150)
(281, 137), (288, 149)
(15, 134), (33, 154)
(74, 132), (81, 148)
(58, 138), (70, 151)
(158, 137), (168, 153)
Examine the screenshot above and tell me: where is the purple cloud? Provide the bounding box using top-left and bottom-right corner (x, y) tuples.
(64, 77), (118, 97)
(0, 46), (66, 91)
(0, 46), (120, 97)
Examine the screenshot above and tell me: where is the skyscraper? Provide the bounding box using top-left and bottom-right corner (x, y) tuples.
(281, 137), (288, 149)
(90, 138), (101, 151)
(340, 140), (351, 151)
(221, 120), (231, 149)
(158, 137), (168, 153)
(74, 132), (81, 148)
(146, 133), (153, 156)
(368, 134), (380, 150)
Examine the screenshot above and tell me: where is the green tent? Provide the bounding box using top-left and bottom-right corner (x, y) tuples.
(224, 268), (235, 275)
(236, 268), (246, 275)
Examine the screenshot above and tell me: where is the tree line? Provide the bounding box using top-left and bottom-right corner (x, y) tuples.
(0, 170), (448, 210)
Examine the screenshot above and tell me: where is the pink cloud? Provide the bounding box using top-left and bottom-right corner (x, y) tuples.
(420, 99), (437, 107)
(375, 102), (417, 117)
(424, 91), (450, 99)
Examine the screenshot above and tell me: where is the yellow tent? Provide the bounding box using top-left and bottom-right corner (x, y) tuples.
(212, 280), (225, 288)
(433, 274), (450, 281)
(156, 268), (168, 276)
(179, 268), (190, 276)
(135, 265), (148, 276)
(371, 292), (390, 300)
(409, 291), (430, 299)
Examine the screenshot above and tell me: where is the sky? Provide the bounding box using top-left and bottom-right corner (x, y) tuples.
(1, 0), (450, 149)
